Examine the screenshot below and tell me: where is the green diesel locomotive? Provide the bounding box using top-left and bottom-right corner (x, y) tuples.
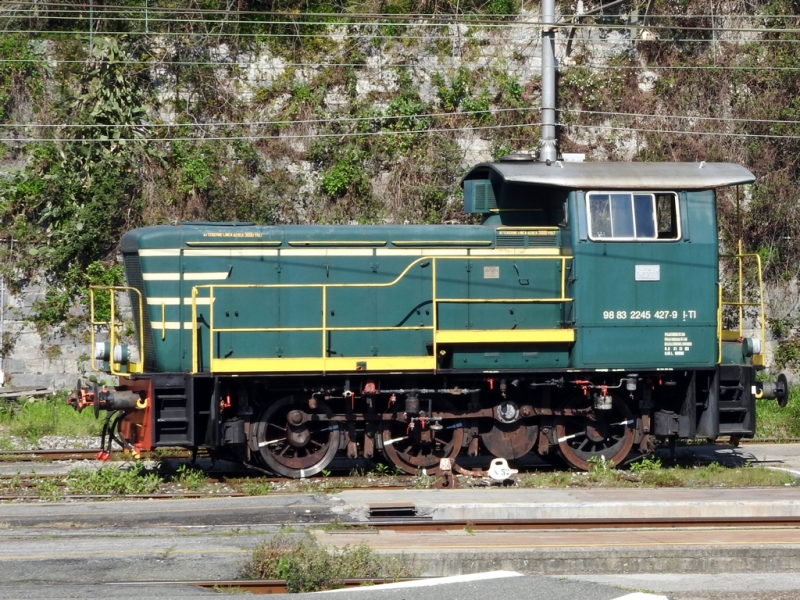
(84, 155), (787, 474)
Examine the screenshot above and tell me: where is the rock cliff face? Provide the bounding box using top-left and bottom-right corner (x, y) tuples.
(1, 280), (86, 390)
(0, 3), (798, 387)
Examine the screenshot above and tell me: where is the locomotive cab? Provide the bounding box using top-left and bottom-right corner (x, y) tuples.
(461, 157), (787, 466)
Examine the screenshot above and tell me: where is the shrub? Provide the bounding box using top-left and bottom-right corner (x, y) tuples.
(240, 534), (416, 593)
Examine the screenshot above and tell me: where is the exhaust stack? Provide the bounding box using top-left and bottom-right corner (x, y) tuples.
(540, 0), (558, 162)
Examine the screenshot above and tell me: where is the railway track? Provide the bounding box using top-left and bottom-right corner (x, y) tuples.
(117, 578), (421, 594)
(1, 438), (796, 464)
(0, 470), (410, 500)
(0, 449), (196, 462)
(109, 515), (800, 595)
(359, 516), (800, 531)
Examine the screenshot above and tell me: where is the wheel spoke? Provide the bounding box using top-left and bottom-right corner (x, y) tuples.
(381, 401), (463, 475)
(255, 396), (340, 478)
(557, 395), (636, 471)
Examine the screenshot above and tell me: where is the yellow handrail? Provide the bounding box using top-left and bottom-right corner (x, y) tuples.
(190, 255), (573, 373)
(89, 286), (145, 375)
(718, 248), (766, 366)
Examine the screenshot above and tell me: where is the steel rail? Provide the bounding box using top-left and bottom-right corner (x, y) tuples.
(0, 493), (247, 501)
(362, 517), (800, 531)
(207, 578), (420, 593)
(113, 578), (421, 594)
(0, 449), (105, 461)
(0, 437), (796, 463)
(0, 449), (194, 462)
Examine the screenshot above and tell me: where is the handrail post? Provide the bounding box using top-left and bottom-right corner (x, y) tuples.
(322, 286), (327, 371)
(717, 284), (722, 364)
(110, 290), (118, 375)
(90, 288), (97, 372)
(137, 290), (144, 369)
(432, 258), (438, 363)
(191, 286), (198, 374)
(755, 253), (766, 365)
(209, 286), (215, 370)
(738, 240), (744, 337)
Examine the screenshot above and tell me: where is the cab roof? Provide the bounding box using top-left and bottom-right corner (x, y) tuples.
(461, 161), (755, 190)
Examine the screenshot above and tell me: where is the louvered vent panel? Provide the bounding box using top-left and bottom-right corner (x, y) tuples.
(496, 235), (527, 247)
(464, 180), (498, 213)
(472, 181), (497, 211)
(527, 235), (559, 247)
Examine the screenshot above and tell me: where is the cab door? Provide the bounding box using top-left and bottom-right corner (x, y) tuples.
(571, 189), (718, 368)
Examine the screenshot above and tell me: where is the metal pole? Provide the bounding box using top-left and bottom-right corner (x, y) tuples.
(89, 0), (93, 55)
(0, 239), (13, 387)
(540, 0), (558, 162)
(0, 242), (5, 387)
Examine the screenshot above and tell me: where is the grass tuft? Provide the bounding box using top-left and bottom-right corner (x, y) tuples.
(66, 463), (161, 495)
(240, 534), (416, 593)
(756, 386), (800, 439)
(173, 464), (205, 491)
(0, 394), (103, 444)
(518, 461), (796, 489)
(236, 478), (273, 496)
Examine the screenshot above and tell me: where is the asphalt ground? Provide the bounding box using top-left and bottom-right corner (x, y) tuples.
(0, 572), (667, 600)
(5, 572), (800, 600)
(1, 443), (800, 598)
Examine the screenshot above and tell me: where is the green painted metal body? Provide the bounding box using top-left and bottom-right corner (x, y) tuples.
(123, 223), (569, 374)
(569, 189), (719, 369)
(120, 162), (756, 378)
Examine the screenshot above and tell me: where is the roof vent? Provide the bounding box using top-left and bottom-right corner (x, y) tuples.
(499, 152), (534, 162)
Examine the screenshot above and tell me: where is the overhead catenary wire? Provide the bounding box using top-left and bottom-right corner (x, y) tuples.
(558, 109), (800, 126)
(3, 26), (800, 41)
(4, 0), (800, 19)
(3, 119), (800, 144)
(2, 6), (800, 35)
(0, 106), (539, 128)
(1, 4), (797, 143)
(0, 121), (539, 143)
(2, 5), (800, 43)
(2, 58), (800, 73)
(2, 106), (800, 133)
(2, 2), (800, 30)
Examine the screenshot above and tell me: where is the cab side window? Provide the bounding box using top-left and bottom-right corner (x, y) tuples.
(656, 194), (679, 239)
(587, 192), (679, 241)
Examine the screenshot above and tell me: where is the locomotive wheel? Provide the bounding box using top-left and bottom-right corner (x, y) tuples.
(555, 395), (636, 471)
(380, 399), (463, 475)
(481, 422), (538, 460)
(252, 396), (340, 478)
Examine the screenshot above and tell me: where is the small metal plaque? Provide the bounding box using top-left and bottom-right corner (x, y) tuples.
(483, 266), (500, 279)
(635, 264), (660, 281)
